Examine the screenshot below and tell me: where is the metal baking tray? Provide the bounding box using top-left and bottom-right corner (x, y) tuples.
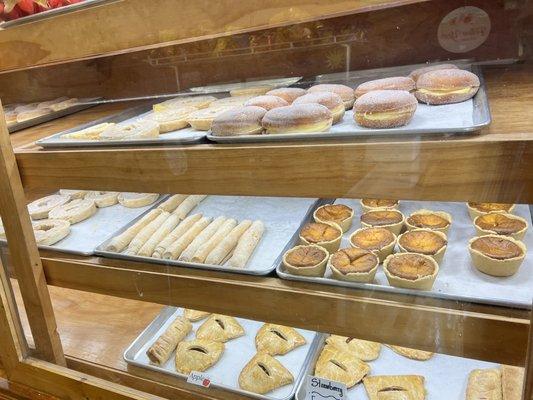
(295, 334), (498, 400)
(96, 195), (319, 275)
(124, 306), (319, 400)
(276, 199), (533, 309)
(189, 76), (303, 94)
(207, 63), (490, 143)
(8, 98), (100, 133)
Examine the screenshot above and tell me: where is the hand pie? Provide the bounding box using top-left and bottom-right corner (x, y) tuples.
(146, 316), (192, 365)
(314, 344), (370, 388)
(466, 368), (502, 400)
(174, 339), (224, 374)
(196, 315), (245, 342)
(326, 335), (381, 361)
(387, 345), (433, 361)
(239, 353), (294, 394)
(363, 375), (426, 400)
(183, 309), (210, 322)
(255, 324), (306, 355)
(501, 365), (524, 400)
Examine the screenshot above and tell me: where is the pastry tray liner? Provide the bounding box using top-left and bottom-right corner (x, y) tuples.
(96, 196), (319, 276)
(294, 334), (498, 400)
(276, 199), (533, 309)
(124, 306), (319, 400)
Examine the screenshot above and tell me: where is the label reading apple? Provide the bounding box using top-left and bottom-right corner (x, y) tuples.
(438, 6), (491, 53)
(187, 371), (211, 388)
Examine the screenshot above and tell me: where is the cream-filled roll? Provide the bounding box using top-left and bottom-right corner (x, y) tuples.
(211, 106), (267, 136)
(307, 83), (355, 109)
(262, 103), (333, 134)
(415, 69), (480, 105)
(292, 92), (345, 124)
(354, 90), (417, 129)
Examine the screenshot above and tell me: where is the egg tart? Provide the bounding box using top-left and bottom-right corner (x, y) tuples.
(360, 199), (400, 213)
(474, 212), (527, 240)
(397, 229), (448, 264)
(383, 253), (439, 290)
(360, 209), (404, 235)
(468, 235), (526, 277)
(299, 221), (342, 253)
(349, 227), (396, 262)
(282, 244), (328, 276)
(328, 247), (379, 283)
(405, 209), (452, 234)
(467, 202), (515, 220)
(313, 203), (354, 232)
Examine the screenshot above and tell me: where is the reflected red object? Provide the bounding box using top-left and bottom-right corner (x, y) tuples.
(1, 0), (86, 21)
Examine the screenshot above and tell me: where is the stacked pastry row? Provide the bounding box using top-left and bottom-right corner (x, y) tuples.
(146, 309), (307, 395)
(105, 194), (265, 268)
(4, 97), (79, 126)
(466, 365), (524, 400)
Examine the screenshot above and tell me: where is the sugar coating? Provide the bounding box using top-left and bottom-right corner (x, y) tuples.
(307, 83), (354, 101)
(244, 95), (289, 110)
(293, 91), (343, 111)
(409, 63), (459, 82)
(416, 69), (480, 89)
(262, 103), (332, 127)
(266, 87), (306, 103)
(355, 76), (415, 97)
(355, 90), (417, 112)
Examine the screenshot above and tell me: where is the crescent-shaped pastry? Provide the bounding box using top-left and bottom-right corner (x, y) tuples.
(196, 315), (245, 342)
(84, 191), (119, 208)
(314, 344), (370, 388)
(158, 194), (188, 213)
(172, 195), (207, 220)
(387, 345), (434, 361)
(239, 353), (294, 395)
(59, 189), (87, 199)
(137, 213), (180, 257)
(118, 193), (159, 208)
(191, 218), (237, 263)
(204, 220), (252, 265)
(105, 208), (163, 252)
(179, 216), (227, 262)
(28, 194), (71, 220)
(326, 335), (381, 361)
(183, 309), (211, 322)
(501, 365), (524, 400)
(363, 375), (426, 400)
(174, 339), (224, 374)
(33, 219), (71, 245)
(125, 211), (170, 255)
(255, 324), (306, 356)
(466, 369), (502, 400)
(162, 217), (212, 260)
(146, 316), (192, 366)
(152, 214), (202, 258)
(48, 199), (97, 224)
(228, 220), (265, 268)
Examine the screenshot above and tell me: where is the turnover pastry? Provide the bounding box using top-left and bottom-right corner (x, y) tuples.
(468, 235), (526, 277)
(326, 335), (381, 361)
(387, 345), (433, 360)
(328, 247), (379, 283)
(33, 219), (71, 245)
(84, 191), (119, 208)
(239, 353), (293, 394)
(501, 365), (524, 400)
(299, 221), (342, 253)
(48, 199), (97, 224)
(314, 344), (370, 388)
(175, 339), (224, 374)
(466, 368), (502, 400)
(363, 375), (426, 400)
(27, 194), (70, 220)
(360, 209), (405, 235)
(183, 309), (211, 322)
(282, 244), (329, 276)
(383, 253), (439, 290)
(60, 122), (115, 140)
(100, 120), (159, 140)
(146, 316), (192, 365)
(105, 208), (163, 252)
(228, 220), (265, 268)
(255, 324), (306, 355)
(196, 315), (245, 342)
(313, 203), (354, 232)
(405, 209), (452, 234)
(118, 193), (159, 208)
(474, 213), (528, 240)
(144, 106), (197, 132)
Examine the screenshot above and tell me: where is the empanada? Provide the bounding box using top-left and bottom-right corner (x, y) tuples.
(174, 339), (224, 374)
(326, 335), (381, 361)
(363, 375), (426, 400)
(466, 368), (502, 400)
(183, 309), (211, 322)
(314, 344), (370, 388)
(239, 353), (294, 394)
(387, 345), (433, 361)
(255, 324), (306, 355)
(196, 315), (245, 342)
(146, 316), (192, 366)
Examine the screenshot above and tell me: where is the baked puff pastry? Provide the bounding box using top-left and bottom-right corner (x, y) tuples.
(183, 309), (211, 322)
(196, 315), (245, 342)
(146, 316), (192, 366)
(363, 375), (426, 400)
(315, 344), (370, 388)
(174, 339), (224, 374)
(387, 345), (433, 361)
(466, 368), (502, 400)
(239, 353), (294, 394)
(326, 335), (381, 361)
(255, 324), (306, 356)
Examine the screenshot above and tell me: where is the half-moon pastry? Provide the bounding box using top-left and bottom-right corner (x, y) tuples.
(501, 365), (524, 400)
(350, 227), (397, 262)
(196, 315), (245, 342)
(326, 335), (381, 361)
(363, 375), (426, 400)
(146, 316), (192, 366)
(255, 324), (306, 355)
(174, 339), (224, 374)
(238, 352), (293, 394)
(397, 229), (447, 264)
(84, 191), (119, 208)
(299, 221), (342, 253)
(307, 83), (355, 109)
(328, 247), (379, 283)
(313, 204), (354, 232)
(33, 219), (71, 245)
(183, 309), (211, 322)
(466, 368), (502, 400)
(28, 194), (70, 220)
(468, 235), (526, 277)
(360, 209), (405, 235)
(118, 193), (159, 208)
(383, 253), (439, 290)
(282, 244), (329, 276)
(314, 344), (370, 388)
(474, 212), (527, 240)
(360, 199), (399, 213)
(48, 198), (97, 224)
(467, 202), (515, 220)
(405, 209), (452, 234)
(387, 345), (434, 361)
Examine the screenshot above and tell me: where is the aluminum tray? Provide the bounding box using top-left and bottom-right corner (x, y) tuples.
(276, 199), (533, 309)
(295, 334), (498, 400)
(189, 76), (303, 94)
(124, 306), (319, 400)
(96, 196), (319, 275)
(207, 63), (490, 143)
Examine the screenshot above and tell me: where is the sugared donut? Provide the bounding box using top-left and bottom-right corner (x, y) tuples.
(266, 87), (306, 104)
(210, 106), (267, 136)
(262, 103), (333, 134)
(354, 90), (417, 129)
(355, 77), (415, 98)
(307, 84), (355, 110)
(293, 92), (345, 124)
(408, 63), (458, 83)
(415, 69), (480, 105)
(244, 95), (289, 110)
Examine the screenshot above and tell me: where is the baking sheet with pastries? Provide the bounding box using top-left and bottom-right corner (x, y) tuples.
(277, 199), (533, 309)
(124, 307), (318, 400)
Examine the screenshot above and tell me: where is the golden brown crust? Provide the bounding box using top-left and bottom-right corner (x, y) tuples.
(398, 230), (447, 255)
(315, 204), (353, 223)
(385, 253), (436, 280)
(284, 245), (328, 267)
(300, 222), (341, 243)
(475, 213), (527, 235)
(364, 375), (426, 400)
(466, 368), (502, 400)
(355, 76), (415, 98)
(261, 104), (333, 133)
(468, 235), (526, 277)
(470, 236), (523, 260)
(361, 199), (399, 209)
(211, 106), (266, 136)
(244, 95), (288, 110)
(361, 210), (403, 226)
(468, 202), (514, 213)
(330, 247), (378, 273)
(407, 213), (449, 229)
(265, 87), (306, 103)
(350, 227), (395, 250)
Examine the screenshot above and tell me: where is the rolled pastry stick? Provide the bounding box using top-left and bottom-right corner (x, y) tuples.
(179, 216), (227, 262)
(105, 208), (162, 252)
(59, 189), (87, 199)
(48, 199), (97, 224)
(137, 214), (180, 257)
(152, 214), (203, 258)
(84, 191), (119, 208)
(228, 220), (265, 268)
(173, 195), (207, 220)
(191, 219), (237, 263)
(125, 211), (170, 255)
(158, 194), (188, 213)
(163, 217), (212, 260)
(28, 194), (70, 220)
(33, 219), (71, 245)
(146, 316), (192, 366)
(118, 192), (159, 208)
(205, 220), (252, 265)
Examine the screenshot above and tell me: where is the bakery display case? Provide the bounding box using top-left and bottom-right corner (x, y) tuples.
(0, 1), (531, 400)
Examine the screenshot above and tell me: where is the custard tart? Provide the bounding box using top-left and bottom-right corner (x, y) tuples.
(467, 202), (515, 220)
(405, 209), (452, 234)
(360, 209), (404, 235)
(383, 253), (439, 290)
(474, 212), (527, 240)
(282, 244), (329, 276)
(313, 203), (354, 232)
(299, 221), (342, 253)
(360, 199), (400, 213)
(350, 227), (396, 262)
(328, 247), (379, 282)
(468, 235), (526, 277)
(397, 229), (447, 264)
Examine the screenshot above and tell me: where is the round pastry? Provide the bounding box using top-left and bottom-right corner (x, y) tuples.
(262, 104), (333, 134)
(313, 203), (354, 232)
(415, 69), (480, 105)
(48, 198), (97, 224)
(354, 90), (417, 129)
(328, 247), (379, 282)
(58, 189), (87, 199)
(211, 106), (267, 136)
(397, 229), (447, 264)
(307, 84), (355, 109)
(144, 106), (197, 133)
(84, 191), (119, 208)
(360, 209), (405, 235)
(405, 209), (452, 234)
(210, 96), (255, 108)
(354, 77), (415, 98)
(118, 193), (159, 208)
(349, 227), (396, 262)
(33, 219), (71, 246)
(153, 95), (216, 111)
(408, 63), (458, 82)
(282, 244), (329, 276)
(383, 253), (439, 290)
(293, 92), (345, 124)
(100, 120), (160, 141)
(244, 95), (289, 110)
(468, 235), (526, 277)
(230, 85), (273, 97)
(28, 194), (71, 220)
(299, 221), (342, 253)
(265, 87), (306, 104)
(186, 106), (237, 131)
(360, 199), (399, 213)
(474, 212), (528, 240)
(467, 202), (515, 220)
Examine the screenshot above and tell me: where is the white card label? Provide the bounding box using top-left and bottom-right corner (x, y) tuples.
(187, 371), (211, 388)
(305, 375), (347, 400)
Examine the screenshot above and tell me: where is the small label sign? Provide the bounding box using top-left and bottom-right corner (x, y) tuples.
(305, 375), (347, 400)
(187, 371), (211, 388)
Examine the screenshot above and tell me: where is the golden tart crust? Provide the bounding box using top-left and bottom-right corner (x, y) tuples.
(349, 227), (397, 262)
(328, 247), (379, 282)
(383, 253), (439, 290)
(405, 209), (452, 234)
(474, 212), (527, 240)
(299, 221), (342, 253)
(468, 235), (526, 277)
(360, 199), (399, 213)
(313, 204), (354, 232)
(467, 202), (515, 220)
(360, 209), (404, 235)
(282, 244), (328, 276)
(397, 229), (448, 264)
